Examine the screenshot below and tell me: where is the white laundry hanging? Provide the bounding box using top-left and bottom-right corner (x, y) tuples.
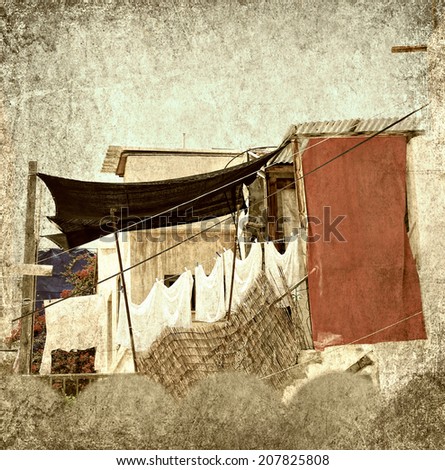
(156, 269), (194, 329)
(40, 294), (107, 375)
(116, 269), (193, 351)
(223, 241), (263, 310)
(237, 191), (249, 260)
(264, 237), (301, 305)
(115, 282), (159, 352)
(195, 256), (225, 323)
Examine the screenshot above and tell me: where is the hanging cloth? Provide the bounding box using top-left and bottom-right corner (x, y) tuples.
(223, 242), (263, 310)
(195, 257), (225, 323)
(37, 149), (280, 249)
(40, 294), (107, 374)
(156, 269), (194, 329)
(116, 270), (193, 351)
(115, 282), (159, 351)
(264, 237), (301, 305)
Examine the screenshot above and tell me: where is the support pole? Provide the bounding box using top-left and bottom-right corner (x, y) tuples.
(227, 203), (241, 320)
(17, 161), (38, 374)
(277, 266), (311, 350)
(292, 139), (314, 348)
(110, 209), (138, 373)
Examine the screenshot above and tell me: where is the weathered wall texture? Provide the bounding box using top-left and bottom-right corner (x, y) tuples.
(122, 152), (241, 303)
(374, 21), (445, 394)
(0, 0), (438, 367)
(123, 153), (243, 182)
(128, 225), (235, 304)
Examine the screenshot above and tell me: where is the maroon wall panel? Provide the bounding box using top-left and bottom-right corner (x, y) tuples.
(302, 136), (426, 349)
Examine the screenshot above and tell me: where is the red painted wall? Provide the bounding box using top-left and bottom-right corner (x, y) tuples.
(302, 136), (426, 349)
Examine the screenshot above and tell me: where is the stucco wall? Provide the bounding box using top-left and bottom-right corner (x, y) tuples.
(373, 23), (445, 394)
(128, 224), (235, 304)
(123, 153), (242, 182)
(122, 151), (243, 303)
(0, 0), (437, 357)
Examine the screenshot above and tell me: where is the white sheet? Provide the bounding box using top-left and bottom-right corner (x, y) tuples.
(116, 269), (193, 351)
(223, 242), (263, 310)
(40, 294), (107, 374)
(264, 237), (301, 305)
(195, 256), (225, 323)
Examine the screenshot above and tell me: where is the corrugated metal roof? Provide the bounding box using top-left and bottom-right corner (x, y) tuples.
(293, 118), (360, 137)
(275, 116), (424, 164)
(268, 142), (293, 165)
(287, 115), (423, 138)
(353, 116), (423, 133)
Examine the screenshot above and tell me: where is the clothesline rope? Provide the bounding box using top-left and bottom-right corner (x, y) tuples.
(37, 144), (283, 264)
(260, 309), (424, 380)
(37, 99), (422, 265)
(93, 104), (427, 287)
(12, 104), (427, 323)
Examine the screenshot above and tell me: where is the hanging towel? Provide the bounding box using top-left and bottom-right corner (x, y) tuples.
(40, 294), (107, 375)
(195, 257), (225, 323)
(223, 242), (263, 310)
(116, 270), (193, 351)
(264, 237), (301, 305)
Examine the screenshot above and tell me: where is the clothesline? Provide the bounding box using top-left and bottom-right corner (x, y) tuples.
(145, 237), (301, 287)
(38, 100), (420, 265)
(89, 106), (429, 289)
(12, 106), (426, 323)
(115, 239), (300, 354)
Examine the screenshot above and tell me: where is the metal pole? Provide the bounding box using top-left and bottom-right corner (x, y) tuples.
(110, 209), (138, 373)
(227, 203), (241, 320)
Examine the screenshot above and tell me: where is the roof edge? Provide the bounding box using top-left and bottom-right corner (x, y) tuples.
(101, 146), (245, 176)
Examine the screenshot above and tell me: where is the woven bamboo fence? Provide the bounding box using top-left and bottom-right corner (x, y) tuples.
(137, 272), (302, 397)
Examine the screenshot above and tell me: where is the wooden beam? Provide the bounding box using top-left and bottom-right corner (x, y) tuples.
(13, 264), (53, 276)
(292, 139), (314, 349)
(17, 161), (39, 375)
(292, 139), (307, 229)
(391, 45), (428, 53)
(267, 176), (278, 241)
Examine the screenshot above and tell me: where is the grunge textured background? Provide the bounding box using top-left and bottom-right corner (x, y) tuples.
(0, 0), (434, 352)
(1, 0), (444, 450)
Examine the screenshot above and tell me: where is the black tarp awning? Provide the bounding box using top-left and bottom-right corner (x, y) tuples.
(39, 150), (277, 249)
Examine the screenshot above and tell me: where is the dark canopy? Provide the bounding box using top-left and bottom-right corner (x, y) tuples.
(38, 151), (275, 248)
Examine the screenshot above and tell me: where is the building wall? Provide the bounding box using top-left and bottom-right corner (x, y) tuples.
(122, 152), (240, 303)
(123, 153), (243, 182)
(128, 224), (235, 304)
(372, 22), (445, 394)
(0, 0), (437, 365)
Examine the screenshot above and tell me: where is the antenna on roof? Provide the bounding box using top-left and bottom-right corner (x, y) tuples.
(182, 133), (186, 149)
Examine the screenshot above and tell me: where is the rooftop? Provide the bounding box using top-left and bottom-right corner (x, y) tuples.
(101, 146), (244, 176)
